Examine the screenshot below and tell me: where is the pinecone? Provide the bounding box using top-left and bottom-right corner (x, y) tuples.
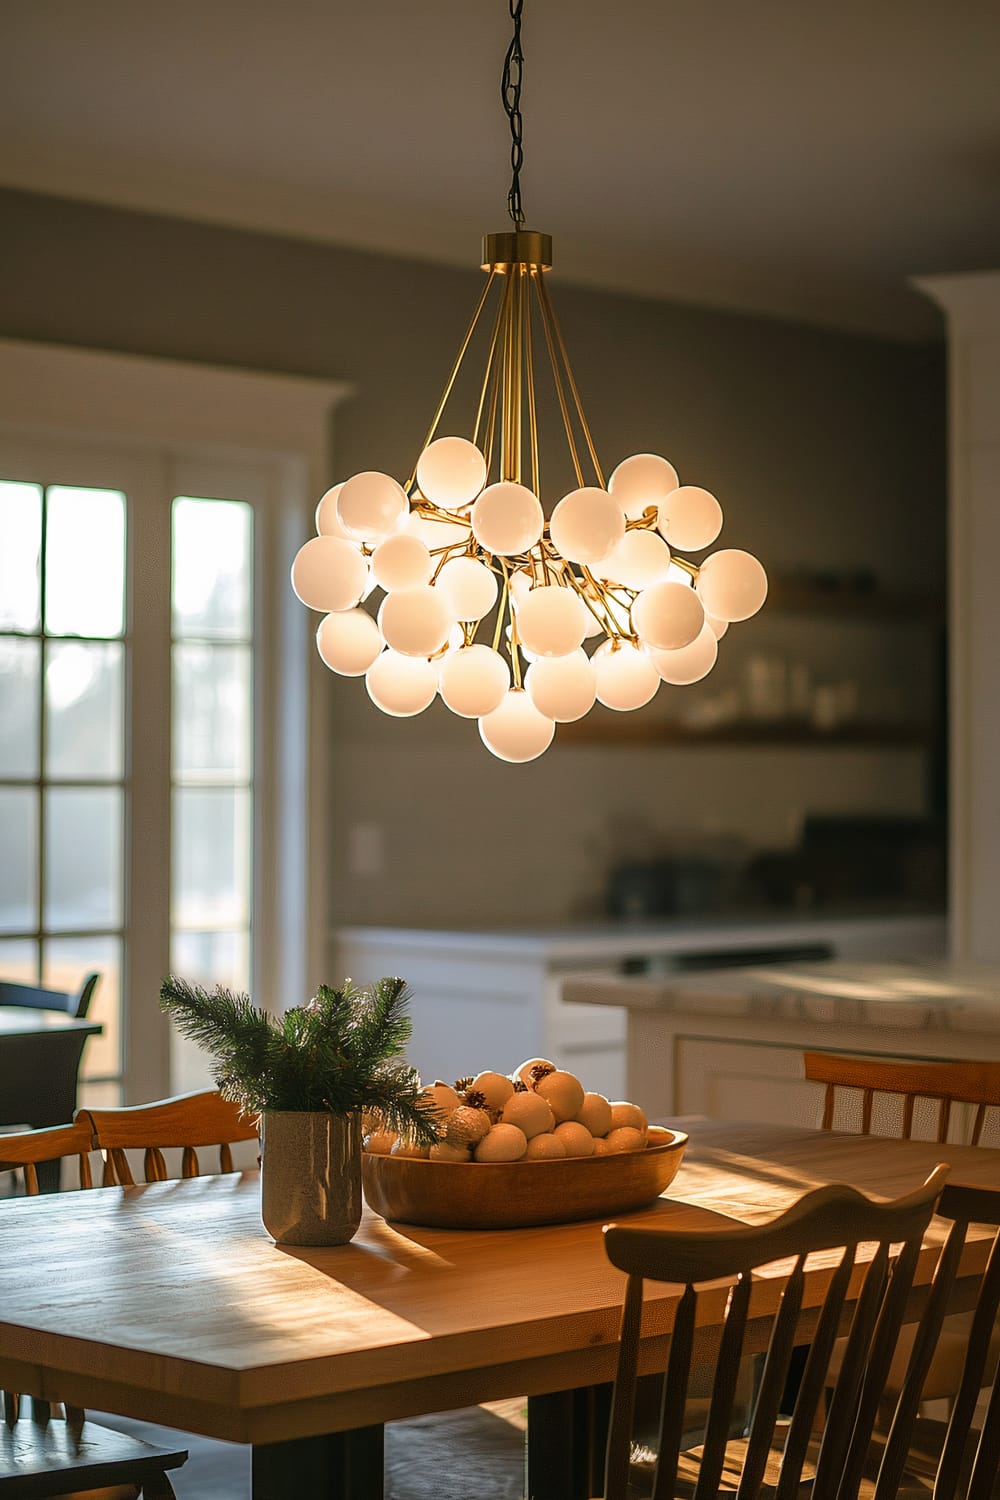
(454, 1075), (474, 1093)
(464, 1089), (487, 1110)
(530, 1062), (556, 1083)
(512, 1079), (528, 1093)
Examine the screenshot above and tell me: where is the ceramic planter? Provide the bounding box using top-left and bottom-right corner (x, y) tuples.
(260, 1110), (362, 1246)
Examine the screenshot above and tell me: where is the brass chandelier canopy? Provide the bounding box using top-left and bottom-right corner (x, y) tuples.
(291, 1), (767, 762)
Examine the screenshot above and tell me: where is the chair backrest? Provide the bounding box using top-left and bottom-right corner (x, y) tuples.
(0, 1119), (97, 1196)
(79, 1090), (259, 1185)
(804, 1051), (1000, 1145)
(601, 1166), (947, 1500)
(0, 972), (100, 1020)
(874, 1180), (1000, 1500)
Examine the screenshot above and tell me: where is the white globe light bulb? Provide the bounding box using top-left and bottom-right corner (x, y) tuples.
(366, 650), (438, 717)
(632, 579), (705, 651)
(438, 644), (510, 717)
(525, 649), (597, 722)
(377, 584), (452, 656)
(696, 549), (768, 622)
(508, 568), (535, 606)
(647, 622), (719, 684)
(705, 613), (729, 639)
(479, 689), (555, 762)
(415, 436), (487, 510)
(597, 529), (672, 590)
(593, 641), (660, 711)
(315, 482), (356, 540)
(435, 556), (498, 621)
(505, 625), (539, 665)
(549, 487), (625, 565)
(515, 585), (589, 657)
(657, 485), (724, 552)
(471, 482), (544, 556)
(337, 470), (409, 542)
(290, 536), (369, 613)
(316, 609), (383, 677)
(608, 453), (680, 520)
(370, 533), (433, 592)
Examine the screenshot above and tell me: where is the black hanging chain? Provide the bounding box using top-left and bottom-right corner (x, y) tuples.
(502, 0), (526, 226)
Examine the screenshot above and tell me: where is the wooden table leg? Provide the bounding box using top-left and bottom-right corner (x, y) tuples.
(252, 1425), (384, 1500)
(526, 1385), (612, 1500)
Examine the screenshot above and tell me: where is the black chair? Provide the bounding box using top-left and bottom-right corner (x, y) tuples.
(0, 972), (100, 1020)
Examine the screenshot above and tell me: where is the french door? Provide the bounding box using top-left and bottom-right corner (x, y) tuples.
(0, 435), (289, 1103)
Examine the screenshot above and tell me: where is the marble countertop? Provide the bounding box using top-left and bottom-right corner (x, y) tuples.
(562, 960), (1000, 1033)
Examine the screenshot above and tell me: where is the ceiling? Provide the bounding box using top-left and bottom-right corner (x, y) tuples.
(1, 0), (998, 340)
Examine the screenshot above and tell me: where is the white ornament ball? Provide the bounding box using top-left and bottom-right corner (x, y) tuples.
(445, 1106), (493, 1149)
(549, 487), (625, 565)
(647, 622), (719, 685)
(316, 609), (383, 677)
(337, 470), (409, 542)
(291, 536), (369, 613)
(632, 580), (705, 651)
(429, 1140), (472, 1161)
(378, 585), (452, 656)
(696, 549), (768, 622)
(608, 453), (680, 520)
(479, 690), (555, 763)
(366, 650), (438, 717)
(592, 1137), (613, 1156)
(315, 483), (356, 540)
(421, 1082), (462, 1120)
(371, 533), (433, 592)
(474, 1123), (528, 1162)
(657, 485), (723, 553)
(470, 1071), (515, 1110)
(502, 1090), (555, 1140)
(416, 436), (487, 510)
(515, 585), (589, 658)
(471, 483), (544, 556)
(577, 1092), (613, 1138)
(392, 1140), (430, 1158)
(553, 1121), (596, 1157)
(592, 641), (660, 711)
(435, 556), (498, 621)
(534, 1070), (586, 1123)
(603, 1126), (646, 1154)
(597, 529), (672, 591)
(610, 1102), (649, 1133)
(524, 1132), (567, 1159)
(525, 649), (596, 723)
(438, 645), (509, 718)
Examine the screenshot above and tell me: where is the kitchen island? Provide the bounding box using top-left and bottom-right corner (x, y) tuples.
(561, 956), (1000, 1138)
(335, 912), (945, 1098)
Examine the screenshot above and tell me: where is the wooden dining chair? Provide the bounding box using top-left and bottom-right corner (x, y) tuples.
(0, 1121), (188, 1499)
(79, 1089), (259, 1186)
(865, 1179), (1000, 1500)
(0, 971), (101, 1020)
(599, 1166), (947, 1500)
(806, 1050), (1000, 1410)
(803, 1051), (1000, 1146)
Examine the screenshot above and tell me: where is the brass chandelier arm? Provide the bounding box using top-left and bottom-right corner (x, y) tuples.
(406, 267), (498, 493)
(524, 269), (540, 497)
(532, 269), (585, 490)
(535, 273), (606, 491)
(473, 270), (511, 452)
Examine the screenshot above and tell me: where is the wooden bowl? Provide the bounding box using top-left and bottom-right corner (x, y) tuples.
(361, 1125), (687, 1230)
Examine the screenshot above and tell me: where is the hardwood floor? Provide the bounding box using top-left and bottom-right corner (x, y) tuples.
(95, 1399), (528, 1499)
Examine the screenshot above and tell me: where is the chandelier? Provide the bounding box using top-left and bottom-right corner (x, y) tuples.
(291, 0), (766, 763)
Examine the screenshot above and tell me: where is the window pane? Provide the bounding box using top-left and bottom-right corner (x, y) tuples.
(45, 487), (126, 639)
(0, 789), (37, 933)
(0, 637), (40, 776)
(172, 498), (253, 640)
(43, 935), (121, 1082)
(169, 929), (250, 1093)
(45, 641), (123, 780)
(0, 937), (39, 983)
(173, 643), (252, 781)
(0, 482), (42, 631)
(172, 788), (251, 929)
(44, 787), (122, 930)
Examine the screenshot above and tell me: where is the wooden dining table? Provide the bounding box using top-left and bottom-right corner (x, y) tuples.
(1, 1119), (998, 1500)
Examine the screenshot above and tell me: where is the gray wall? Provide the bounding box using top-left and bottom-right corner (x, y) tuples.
(1, 188), (946, 927)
